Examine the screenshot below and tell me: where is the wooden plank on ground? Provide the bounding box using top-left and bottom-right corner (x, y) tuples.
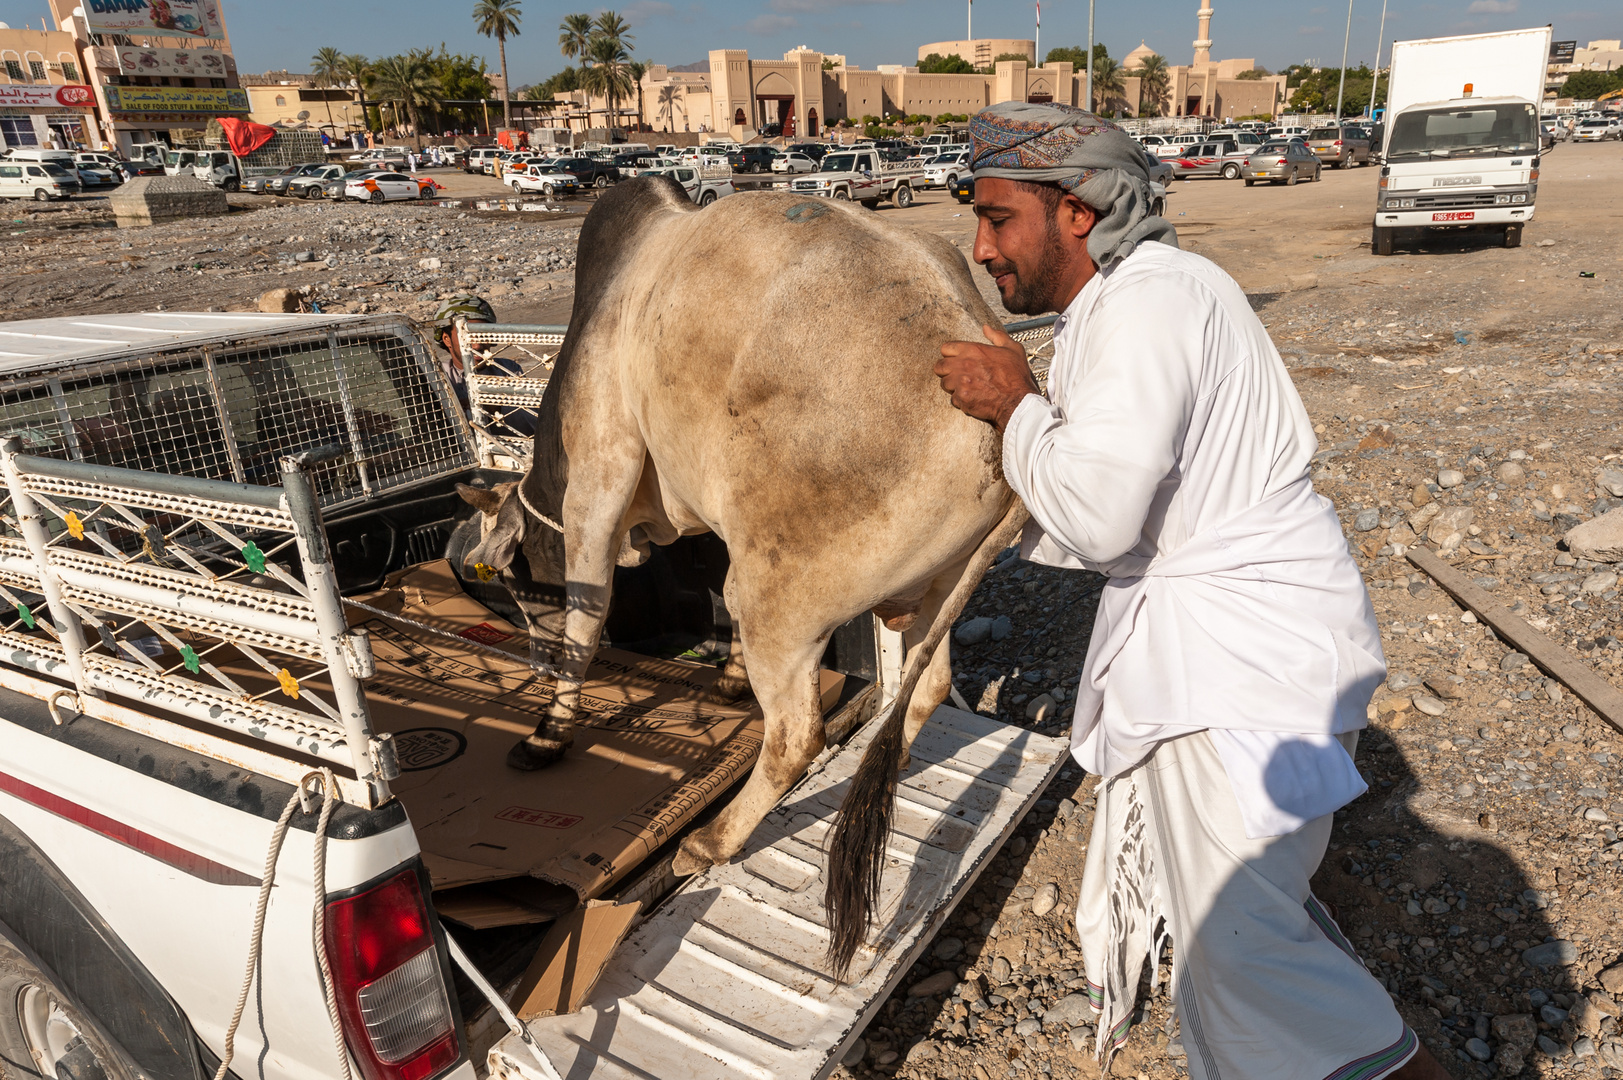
(1407, 546), (1623, 735)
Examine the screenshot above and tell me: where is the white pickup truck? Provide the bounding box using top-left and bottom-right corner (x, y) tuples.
(0, 312), (1064, 1080)
(786, 149), (922, 208)
(635, 163), (736, 206)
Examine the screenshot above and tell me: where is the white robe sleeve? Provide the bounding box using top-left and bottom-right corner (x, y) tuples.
(1000, 280), (1215, 565)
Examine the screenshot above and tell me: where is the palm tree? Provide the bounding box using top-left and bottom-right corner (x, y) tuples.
(582, 33), (632, 137)
(310, 46), (344, 132)
(1091, 53), (1125, 113)
(656, 82), (679, 131)
(371, 51), (439, 146)
(592, 10), (634, 50)
(625, 59), (647, 133)
(1132, 54), (1171, 117)
(558, 13), (594, 70)
(338, 53), (371, 131)
(473, 0), (521, 130)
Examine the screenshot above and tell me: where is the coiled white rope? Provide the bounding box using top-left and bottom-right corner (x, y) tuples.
(309, 769), (355, 1080)
(213, 771), (352, 1080)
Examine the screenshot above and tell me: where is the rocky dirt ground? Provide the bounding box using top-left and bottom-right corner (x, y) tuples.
(5, 142), (1621, 1080)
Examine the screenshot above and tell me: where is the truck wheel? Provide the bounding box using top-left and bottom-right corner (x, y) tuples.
(594, 175), (608, 189)
(1372, 225), (1394, 256)
(222, 176), (240, 192)
(301, 186), (318, 199)
(34, 189), (50, 201)
(1221, 163), (1240, 179)
(833, 189), (849, 200)
(699, 190), (717, 206)
(1503, 224), (1523, 248)
(0, 939), (136, 1080)
(894, 185), (913, 208)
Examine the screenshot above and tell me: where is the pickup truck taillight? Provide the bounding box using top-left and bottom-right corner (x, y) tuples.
(325, 869), (460, 1080)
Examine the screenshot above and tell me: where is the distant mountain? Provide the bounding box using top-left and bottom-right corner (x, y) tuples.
(666, 61), (708, 72)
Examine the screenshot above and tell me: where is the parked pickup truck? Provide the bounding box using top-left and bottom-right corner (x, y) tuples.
(0, 310), (1065, 1080)
(636, 163), (735, 205)
(786, 148), (921, 208)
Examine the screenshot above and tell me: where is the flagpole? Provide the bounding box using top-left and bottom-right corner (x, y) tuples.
(1036, 2), (1041, 66)
(968, 0), (972, 42)
(1086, 0), (1095, 110)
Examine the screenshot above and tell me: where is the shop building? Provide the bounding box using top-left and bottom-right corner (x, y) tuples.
(242, 71), (359, 133)
(0, 26), (98, 149)
(45, 0), (247, 157)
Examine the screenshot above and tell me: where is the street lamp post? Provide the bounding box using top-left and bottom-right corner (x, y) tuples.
(1334, 0), (1354, 119)
(1369, 0), (1389, 118)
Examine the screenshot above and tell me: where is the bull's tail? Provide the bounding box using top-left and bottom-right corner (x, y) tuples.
(824, 500), (1030, 978)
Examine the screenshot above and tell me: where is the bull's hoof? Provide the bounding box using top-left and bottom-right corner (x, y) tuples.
(671, 837), (718, 878)
(706, 672), (752, 706)
(506, 734), (571, 770)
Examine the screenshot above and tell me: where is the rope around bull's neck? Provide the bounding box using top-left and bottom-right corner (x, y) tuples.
(516, 478), (565, 534)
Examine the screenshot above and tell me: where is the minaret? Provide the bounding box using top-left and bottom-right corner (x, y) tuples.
(1193, 0), (1213, 66)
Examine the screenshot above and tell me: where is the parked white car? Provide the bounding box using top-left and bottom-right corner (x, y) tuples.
(770, 152), (817, 174)
(345, 170), (429, 202)
(920, 151), (971, 189)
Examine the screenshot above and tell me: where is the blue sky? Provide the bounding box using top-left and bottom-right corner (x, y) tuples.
(1, 0), (1607, 87)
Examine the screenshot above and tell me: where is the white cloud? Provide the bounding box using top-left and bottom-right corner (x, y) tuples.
(746, 12), (797, 34)
(623, 0), (675, 21)
(769, 0), (900, 10)
(1466, 0), (1518, 11)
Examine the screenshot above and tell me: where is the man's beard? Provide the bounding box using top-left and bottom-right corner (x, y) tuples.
(987, 216), (1074, 315)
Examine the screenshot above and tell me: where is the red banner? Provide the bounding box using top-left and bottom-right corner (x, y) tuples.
(215, 117), (277, 156)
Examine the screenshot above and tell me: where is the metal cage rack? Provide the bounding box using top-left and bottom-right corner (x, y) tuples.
(0, 316), (476, 514)
(0, 440), (394, 807)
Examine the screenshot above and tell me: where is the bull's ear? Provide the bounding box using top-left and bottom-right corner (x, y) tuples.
(457, 482), (507, 517)
(477, 486), (528, 572)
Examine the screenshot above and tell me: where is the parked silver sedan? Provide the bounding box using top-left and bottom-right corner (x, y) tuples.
(1139, 148), (1173, 186)
(1240, 139), (1322, 186)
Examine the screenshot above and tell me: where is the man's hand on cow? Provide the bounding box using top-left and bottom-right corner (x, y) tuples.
(935, 324), (1040, 434)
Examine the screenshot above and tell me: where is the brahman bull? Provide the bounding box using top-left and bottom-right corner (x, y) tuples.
(459, 175), (1026, 974)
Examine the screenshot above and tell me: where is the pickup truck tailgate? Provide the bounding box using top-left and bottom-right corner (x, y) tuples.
(488, 704), (1068, 1080)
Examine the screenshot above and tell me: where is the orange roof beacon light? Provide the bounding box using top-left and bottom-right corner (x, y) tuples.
(1463, 83), (1474, 97)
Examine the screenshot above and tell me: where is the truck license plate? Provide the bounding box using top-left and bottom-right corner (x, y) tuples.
(1432, 211), (1475, 222)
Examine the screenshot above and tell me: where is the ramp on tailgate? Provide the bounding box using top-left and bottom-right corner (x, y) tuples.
(487, 704), (1068, 1080)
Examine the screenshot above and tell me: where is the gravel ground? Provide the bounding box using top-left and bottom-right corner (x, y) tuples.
(5, 143), (1621, 1080)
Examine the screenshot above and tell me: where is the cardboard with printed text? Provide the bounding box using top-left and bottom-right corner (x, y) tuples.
(345, 561), (843, 913)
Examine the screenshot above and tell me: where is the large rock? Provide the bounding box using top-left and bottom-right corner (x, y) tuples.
(107, 174), (228, 227)
(1427, 506), (1474, 550)
(1566, 507), (1623, 563)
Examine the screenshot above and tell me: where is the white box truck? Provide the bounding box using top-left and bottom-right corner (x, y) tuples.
(1372, 25), (1551, 255)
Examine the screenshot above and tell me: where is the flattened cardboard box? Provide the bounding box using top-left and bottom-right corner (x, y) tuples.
(348, 560), (777, 902)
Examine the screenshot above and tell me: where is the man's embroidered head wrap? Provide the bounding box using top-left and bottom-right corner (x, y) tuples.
(969, 101), (1179, 266)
